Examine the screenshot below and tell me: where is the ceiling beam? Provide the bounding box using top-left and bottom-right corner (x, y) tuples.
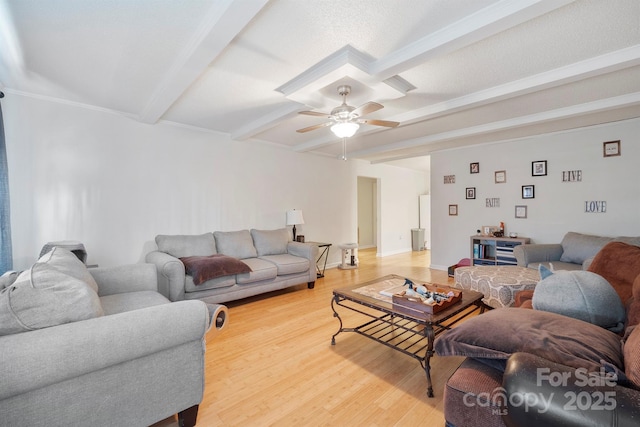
(372, 0), (576, 80)
(137, 0), (268, 124)
(292, 45), (640, 153)
(349, 92), (640, 159)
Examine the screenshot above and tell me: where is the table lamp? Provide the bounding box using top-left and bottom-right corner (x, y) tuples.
(286, 209), (304, 241)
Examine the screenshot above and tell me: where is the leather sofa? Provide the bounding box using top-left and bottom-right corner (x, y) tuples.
(436, 241), (640, 427)
(514, 231), (640, 271)
(145, 228), (318, 304)
(0, 248), (222, 427)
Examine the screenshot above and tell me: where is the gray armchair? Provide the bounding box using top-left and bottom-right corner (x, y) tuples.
(0, 252), (220, 427)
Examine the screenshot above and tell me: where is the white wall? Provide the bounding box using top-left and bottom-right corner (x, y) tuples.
(3, 94), (428, 270)
(430, 118), (640, 270)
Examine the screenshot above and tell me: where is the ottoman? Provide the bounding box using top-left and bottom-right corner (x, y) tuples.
(454, 266), (540, 309)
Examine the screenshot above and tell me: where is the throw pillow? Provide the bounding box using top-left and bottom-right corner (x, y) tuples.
(38, 247), (99, 293)
(214, 230), (258, 260)
(587, 241), (640, 304)
(434, 308), (623, 373)
(251, 228), (289, 256)
(623, 325), (640, 389)
(0, 262), (104, 336)
(532, 266), (626, 333)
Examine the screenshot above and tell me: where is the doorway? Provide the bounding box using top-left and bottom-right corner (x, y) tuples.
(357, 176), (378, 250)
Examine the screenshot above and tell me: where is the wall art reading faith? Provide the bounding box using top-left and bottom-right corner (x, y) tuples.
(485, 198), (500, 207)
(444, 175), (456, 184)
(585, 201), (607, 213)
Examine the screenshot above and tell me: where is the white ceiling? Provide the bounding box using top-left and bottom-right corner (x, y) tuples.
(1, 0), (639, 172)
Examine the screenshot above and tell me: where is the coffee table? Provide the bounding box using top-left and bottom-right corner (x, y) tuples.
(331, 274), (485, 397)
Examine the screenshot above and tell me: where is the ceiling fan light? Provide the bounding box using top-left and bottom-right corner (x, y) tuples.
(331, 122), (359, 138)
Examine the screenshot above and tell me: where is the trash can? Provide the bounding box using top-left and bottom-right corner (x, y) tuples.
(411, 228), (425, 251)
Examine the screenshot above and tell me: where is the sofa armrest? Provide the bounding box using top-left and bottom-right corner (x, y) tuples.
(145, 250), (186, 301)
(502, 352), (640, 427)
(91, 263), (158, 296)
(287, 241), (318, 261)
(0, 300), (209, 401)
(514, 244), (563, 267)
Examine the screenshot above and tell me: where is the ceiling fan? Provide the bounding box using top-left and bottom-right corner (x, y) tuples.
(296, 85), (399, 138)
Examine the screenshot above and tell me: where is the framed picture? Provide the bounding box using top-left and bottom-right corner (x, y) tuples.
(482, 225), (498, 236)
(470, 162), (479, 174)
(466, 187), (476, 199)
(494, 170), (506, 183)
(532, 160), (547, 176)
(449, 204), (458, 216)
(603, 140), (620, 157)
(515, 205), (528, 219)
(522, 185), (535, 199)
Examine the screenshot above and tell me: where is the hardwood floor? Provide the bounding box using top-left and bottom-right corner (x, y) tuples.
(154, 248), (466, 426)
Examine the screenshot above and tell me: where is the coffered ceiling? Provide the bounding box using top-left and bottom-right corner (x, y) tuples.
(1, 0), (639, 170)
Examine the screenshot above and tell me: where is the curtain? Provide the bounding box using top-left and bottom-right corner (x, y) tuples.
(0, 100), (13, 273)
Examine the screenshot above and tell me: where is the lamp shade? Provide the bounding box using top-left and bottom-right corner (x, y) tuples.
(286, 209), (304, 225)
(331, 122), (359, 138)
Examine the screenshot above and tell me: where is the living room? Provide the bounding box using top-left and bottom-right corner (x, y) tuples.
(1, 1), (640, 426)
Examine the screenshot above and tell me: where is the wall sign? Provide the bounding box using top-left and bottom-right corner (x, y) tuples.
(485, 198), (500, 207)
(562, 170), (582, 182)
(585, 201), (607, 213)
(444, 175), (455, 184)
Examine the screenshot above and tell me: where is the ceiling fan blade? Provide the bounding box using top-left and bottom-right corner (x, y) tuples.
(361, 119), (400, 128)
(298, 110), (330, 117)
(351, 101), (383, 118)
(296, 122), (332, 133)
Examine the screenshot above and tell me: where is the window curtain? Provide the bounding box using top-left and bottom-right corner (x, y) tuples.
(0, 100), (13, 274)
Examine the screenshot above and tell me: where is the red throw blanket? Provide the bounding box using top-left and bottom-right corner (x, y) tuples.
(180, 254), (252, 285)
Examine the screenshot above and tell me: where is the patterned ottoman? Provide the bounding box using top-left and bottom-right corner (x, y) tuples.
(453, 266), (540, 309)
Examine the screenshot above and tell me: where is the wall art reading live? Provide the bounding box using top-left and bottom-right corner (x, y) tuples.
(486, 198), (500, 207)
(585, 201), (606, 213)
(562, 170), (582, 182)
(444, 175), (455, 184)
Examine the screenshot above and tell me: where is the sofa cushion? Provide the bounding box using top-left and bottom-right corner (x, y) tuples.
(434, 308), (623, 373)
(156, 233), (216, 258)
(185, 274), (236, 293)
(214, 230), (258, 260)
(236, 258), (278, 284)
(100, 291), (169, 315)
(180, 254), (251, 285)
(259, 254), (309, 275)
(624, 325), (640, 388)
(0, 260), (104, 336)
(532, 267), (626, 333)
(251, 228), (289, 256)
(559, 232), (612, 265)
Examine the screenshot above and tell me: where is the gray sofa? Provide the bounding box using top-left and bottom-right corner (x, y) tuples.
(514, 231), (640, 271)
(0, 247), (221, 427)
(145, 228), (318, 304)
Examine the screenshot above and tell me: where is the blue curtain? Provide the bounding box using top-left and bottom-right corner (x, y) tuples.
(0, 101), (13, 273)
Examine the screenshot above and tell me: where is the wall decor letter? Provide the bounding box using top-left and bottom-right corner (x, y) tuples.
(561, 170), (582, 182)
(584, 201), (607, 213)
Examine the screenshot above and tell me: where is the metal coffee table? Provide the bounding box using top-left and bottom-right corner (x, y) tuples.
(331, 274), (485, 397)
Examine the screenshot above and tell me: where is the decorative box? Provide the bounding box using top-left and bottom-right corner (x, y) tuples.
(392, 284), (462, 315)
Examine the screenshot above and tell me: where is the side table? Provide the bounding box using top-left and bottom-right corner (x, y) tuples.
(308, 242), (331, 278)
